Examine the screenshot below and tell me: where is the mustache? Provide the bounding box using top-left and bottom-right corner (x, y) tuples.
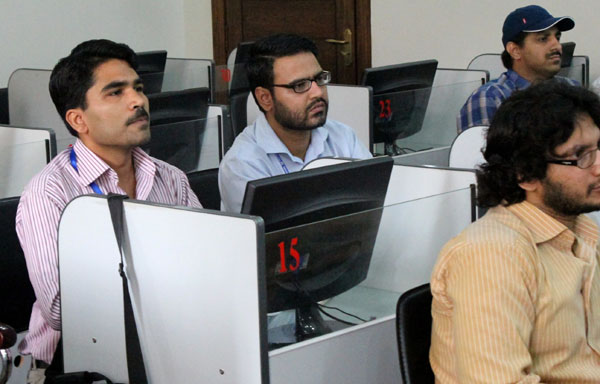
(125, 107), (149, 125)
(307, 98), (328, 111)
(547, 51), (562, 59)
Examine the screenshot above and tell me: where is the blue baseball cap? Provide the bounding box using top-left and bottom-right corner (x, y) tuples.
(502, 5), (574, 47)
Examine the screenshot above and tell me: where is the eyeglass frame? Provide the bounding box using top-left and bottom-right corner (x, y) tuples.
(271, 70), (331, 94)
(546, 147), (600, 169)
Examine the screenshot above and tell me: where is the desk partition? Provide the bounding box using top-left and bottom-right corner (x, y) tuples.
(162, 58), (215, 102)
(370, 80), (482, 161)
(7, 69), (73, 152)
(0, 125), (55, 198)
(57, 162), (477, 384)
(59, 197), (268, 383)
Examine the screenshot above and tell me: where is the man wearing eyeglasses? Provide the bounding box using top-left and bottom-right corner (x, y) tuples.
(430, 81), (600, 382)
(218, 33), (371, 213)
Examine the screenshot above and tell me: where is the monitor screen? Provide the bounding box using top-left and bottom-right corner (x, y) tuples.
(362, 59), (438, 155)
(241, 156), (393, 341)
(136, 50), (168, 94)
(144, 87), (210, 172)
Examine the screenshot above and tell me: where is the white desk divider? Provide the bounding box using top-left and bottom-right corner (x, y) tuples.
(59, 196), (268, 383)
(8, 69), (74, 152)
(0, 124), (55, 198)
(246, 84), (373, 152)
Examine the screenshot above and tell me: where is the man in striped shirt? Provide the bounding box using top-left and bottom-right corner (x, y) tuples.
(16, 39), (201, 382)
(432, 81), (600, 382)
(457, 5), (577, 133)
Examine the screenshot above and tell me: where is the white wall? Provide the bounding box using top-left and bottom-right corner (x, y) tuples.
(372, 1), (600, 81)
(0, 0), (213, 88)
(1, 2), (597, 88)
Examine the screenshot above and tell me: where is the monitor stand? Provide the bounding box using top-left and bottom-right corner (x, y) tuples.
(295, 303), (332, 341)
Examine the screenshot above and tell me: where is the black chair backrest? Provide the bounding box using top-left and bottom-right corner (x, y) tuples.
(229, 91), (250, 138)
(0, 88), (8, 124)
(0, 197), (35, 332)
(187, 168), (220, 210)
(396, 283), (434, 384)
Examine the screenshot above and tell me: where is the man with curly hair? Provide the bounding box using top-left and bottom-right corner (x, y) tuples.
(431, 81), (600, 382)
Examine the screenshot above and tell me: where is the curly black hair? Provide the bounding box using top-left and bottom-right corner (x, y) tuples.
(477, 81), (600, 207)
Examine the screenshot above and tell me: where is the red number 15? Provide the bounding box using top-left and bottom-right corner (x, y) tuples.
(277, 237), (300, 273)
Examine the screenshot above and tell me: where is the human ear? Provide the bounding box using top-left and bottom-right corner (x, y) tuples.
(65, 108), (88, 135)
(506, 41), (522, 61)
(254, 87), (273, 112)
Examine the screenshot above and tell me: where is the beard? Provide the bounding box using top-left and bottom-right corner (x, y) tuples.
(542, 177), (600, 216)
(273, 97), (328, 131)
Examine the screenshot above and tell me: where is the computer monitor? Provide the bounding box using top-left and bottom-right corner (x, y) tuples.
(241, 156), (394, 342)
(136, 50), (168, 94)
(144, 87), (210, 172)
(362, 59), (438, 156)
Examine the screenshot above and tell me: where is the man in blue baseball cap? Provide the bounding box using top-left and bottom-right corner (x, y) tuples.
(458, 5), (576, 133)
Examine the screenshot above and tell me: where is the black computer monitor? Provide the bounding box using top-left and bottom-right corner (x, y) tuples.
(241, 156), (394, 342)
(144, 87), (210, 172)
(136, 50), (168, 94)
(362, 59), (438, 156)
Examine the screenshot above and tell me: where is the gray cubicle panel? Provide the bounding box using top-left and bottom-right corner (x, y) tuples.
(558, 55), (590, 87)
(434, 67), (489, 86)
(8, 68), (74, 151)
(392, 70), (486, 160)
(0, 124), (56, 198)
(59, 196), (268, 383)
(162, 58), (216, 102)
(246, 84), (373, 152)
(467, 53), (590, 87)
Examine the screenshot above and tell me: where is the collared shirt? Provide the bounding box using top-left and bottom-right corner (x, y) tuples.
(430, 201), (600, 383)
(16, 139), (202, 363)
(457, 70), (579, 133)
(218, 113), (372, 213)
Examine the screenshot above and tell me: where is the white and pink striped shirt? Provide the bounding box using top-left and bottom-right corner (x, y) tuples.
(16, 139), (202, 363)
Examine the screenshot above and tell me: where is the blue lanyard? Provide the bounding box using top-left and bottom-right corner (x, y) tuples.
(70, 147), (104, 195)
(275, 154), (290, 174)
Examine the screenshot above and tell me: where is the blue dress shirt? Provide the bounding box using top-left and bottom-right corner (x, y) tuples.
(218, 113), (372, 213)
(457, 70), (579, 133)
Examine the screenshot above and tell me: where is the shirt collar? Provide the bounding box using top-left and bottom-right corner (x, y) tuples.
(254, 112), (330, 162)
(505, 69), (531, 90)
(507, 200), (599, 245)
(72, 139), (111, 187)
(72, 139), (157, 192)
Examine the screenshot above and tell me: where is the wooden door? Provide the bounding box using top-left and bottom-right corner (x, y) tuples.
(212, 0), (371, 85)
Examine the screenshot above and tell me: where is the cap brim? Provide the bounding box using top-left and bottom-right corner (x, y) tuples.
(523, 16), (575, 33)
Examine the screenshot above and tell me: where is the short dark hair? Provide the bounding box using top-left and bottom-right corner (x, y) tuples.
(49, 39), (138, 137)
(477, 81), (600, 207)
(245, 33), (318, 112)
(501, 32), (527, 70)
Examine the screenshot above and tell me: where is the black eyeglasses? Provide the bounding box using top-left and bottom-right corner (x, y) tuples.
(272, 71), (331, 93)
(546, 147), (600, 169)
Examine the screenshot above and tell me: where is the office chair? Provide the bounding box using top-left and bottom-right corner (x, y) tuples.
(0, 88), (8, 125)
(187, 168), (221, 210)
(448, 125), (487, 169)
(0, 197), (35, 332)
(396, 283), (434, 384)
